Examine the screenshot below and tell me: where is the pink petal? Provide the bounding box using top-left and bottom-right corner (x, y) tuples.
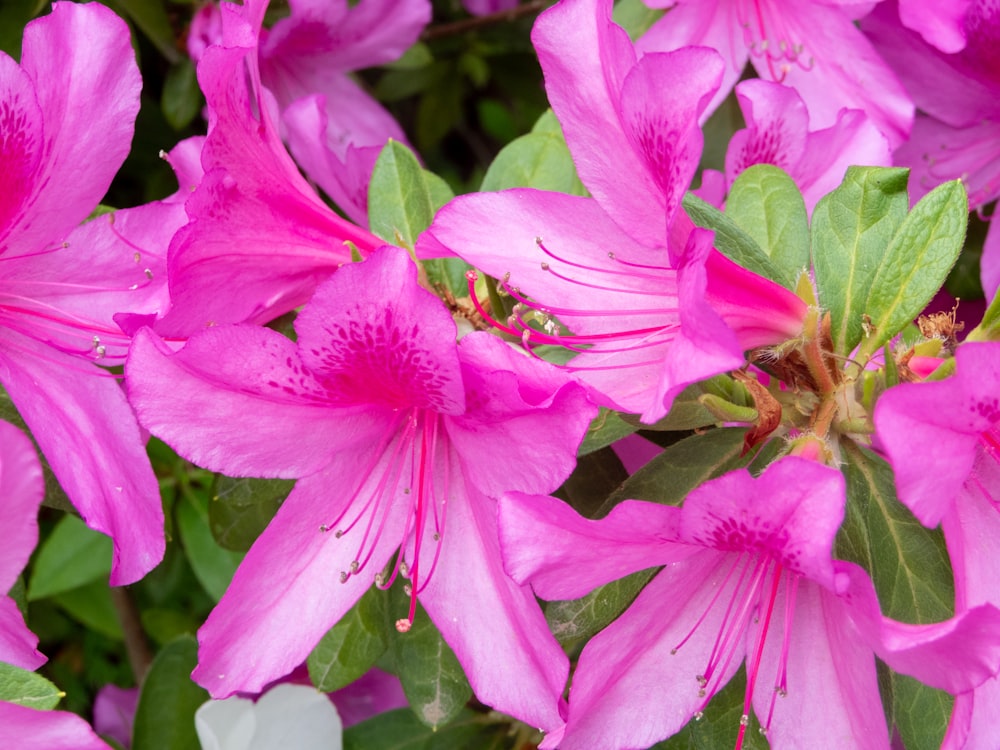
(983, 220), (1000, 300)
(126, 326), (388, 478)
(0, 598), (44, 671)
(194, 465), (408, 697)
(898, 0), (971, 52)
(0, 703), (110, 750)
(0, 331), (163, 585)
(419, 479), (568, 731)
(5, 2), (140, 257)
(727, 79), (809, 184)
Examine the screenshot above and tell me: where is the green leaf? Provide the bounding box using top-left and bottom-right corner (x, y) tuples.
(544, 567), (657, 644)
(51, 580), (123, 639)
(132, 636), (210, 750)
(369, 141), (437, 249)
(838, 441), (954, 749)
(176, 490), (244, 601)
(612, 0), (666, 40)
(811, 167), (910, 355)
(725, 164), (809, 288)
(209, 476), (293, 552)
(683, 194), (786, 285)
(385, 598), (471, 729)
(480, 110), (586, 195)
(653, 668), (769, 750)
(0, 0), (43, 59)
(308, 585), (388, 692)
(109, 0), (181, 64)
(600, 428), (749, 512)
(579, 408), (640, 456)
(28, 515), (112, 601)
(161, 59), (203, 131)
(0, 662), (63, 710)
(344, 708), (506, 750)
(628, 383), (718, 432)
(858, 180), (968, 358)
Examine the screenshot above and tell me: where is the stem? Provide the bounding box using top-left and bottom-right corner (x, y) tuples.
(421, 1), (554, 42)
(111, 586), (153, 682)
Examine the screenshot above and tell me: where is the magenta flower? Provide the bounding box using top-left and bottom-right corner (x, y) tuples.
(126, 246), (594, 731)
(420, 0), (807, 422)
(719, 79), (891, 213)
(500, 457), (1000, 750)
(864, 0), (1000, 298)
(0, 703), (111, 750)
(160, 0), (385, 336)
(875, 341), (1000, 747)
(0, 1), (167, 584)
(636, 0), (914, 147)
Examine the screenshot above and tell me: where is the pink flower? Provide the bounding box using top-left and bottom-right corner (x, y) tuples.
(637, 0), (914, 147)
(0, 703), (111, 750)
(875, 341), (1000, 747)
(419, 0), (807, 422)
(500, 457), (1000, 749)
(125, 246), (595, 732)
(0, 1), (166, 584)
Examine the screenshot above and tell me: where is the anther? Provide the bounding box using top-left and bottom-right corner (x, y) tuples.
(339, 572), (349, 583)
(350, 561), (359, 573)
(395, 619), (412, 633)
(334, 530), (344, 538)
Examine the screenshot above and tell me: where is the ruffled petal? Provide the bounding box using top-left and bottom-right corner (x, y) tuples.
(898, 0), (971, 52)
(0, 703), (111, 750)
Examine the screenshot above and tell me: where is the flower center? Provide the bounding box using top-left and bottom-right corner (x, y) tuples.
(738, 0), (814, 82)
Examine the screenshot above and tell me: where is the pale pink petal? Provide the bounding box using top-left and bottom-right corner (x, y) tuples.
(0, 331), (163, 585)
(983, 220), (1000, 301)
(194, 466), (409, 697)
(6, 2), (140, 257)
(727, 79), (810, 183)
(898, 0), (971, 52)
(93, 684), (139, 749)
(0, 703), (110, 750)
(126, 327), (388, 478)
(611, 433), (662, 474)
(498, 492), (687, 601)
(419, 477), (568, 731)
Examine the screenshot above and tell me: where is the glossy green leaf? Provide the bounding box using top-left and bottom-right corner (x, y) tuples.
(811, 167), (910, 355)
(344, 708), (506, 750)
(838, 442), (954, 749)
(480, 110), (586, 195)
(859, 180), (968, 358)
(579, 408), (640, 456)
(109, 0), (181, 63)
(613, 0), (666, 40)
(558, 447), (629, 518)
(369, 140), (435, 249)
(630, 384), (718, 432)
(28, 515), (112, 601)
(176, 490), (244, 601)
(0, 662), (63, 710)
(132, 636), (210, 750)
(209, 476), (293, 552)
(161, 59), (202, 131)
(683, 194), (785, 285)
(725, 164), (809, 287)
(308, 585), (388, 692)
(51, 580), (123, 640)
(385, 597), (471, 730)
(544, 567), (657, 645)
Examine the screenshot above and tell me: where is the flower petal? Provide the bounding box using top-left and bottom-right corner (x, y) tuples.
(0, 703), (111, 750)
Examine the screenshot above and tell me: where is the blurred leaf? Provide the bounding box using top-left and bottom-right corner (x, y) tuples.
(627, 384), (718, 432)
(140, 608), (199, 647)
(161, 58), (203, 131)
(209, 476), (293, 552)
(838, 441), (954, 750)
(613, 0), (666, 40)
(0, 663), (63, 710)
(725, 164), (809, 288)
(28, 515), (112, 601)
(558, 447), (629, 518)
(653, 668), (769, 750)
(344, 708), (505, 750)
(308, 586), (388, 692)
(176, 490), (244, 601)
(385, 597), (471, 730)
(385, 42), (433, 71)
(601, 428), (749, 512)
(0, 0), (43, 59)
(579, 408), (640, 456)
(859, 180), (967, 359)
(370, 141), (436, 249)
(811, 167), (910, 355)
(545, 567), (656, 645)
(683, 194), (785, 285)
(480, 109), (586, 195)
(416, 73), (464, 152)
(109, 0), (181, 64)
(50, 580), (123, 640)
(132, 636), (209, 750)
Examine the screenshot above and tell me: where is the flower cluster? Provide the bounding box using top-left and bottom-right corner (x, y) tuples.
(2, 1), (999, 749)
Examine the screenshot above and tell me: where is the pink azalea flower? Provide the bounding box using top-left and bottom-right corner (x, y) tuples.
(499, 457), (1000, 750)
(636, 0), (914, 147)
(0, 1), (167, 584)
(874, 341), (1000, 747)
(93, 685), (139, 749)
(863, 0), (1000, 298)
(125, 246), (595, 732)
(463, 0), (519, 15)
(0, 421), (44, 671)
(419, 0), (807, 422)
(160, 0), (385, 336)
(721, 79), (892, 213)
(187, 0), (429, 226)
(0, 703), (111, 750)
